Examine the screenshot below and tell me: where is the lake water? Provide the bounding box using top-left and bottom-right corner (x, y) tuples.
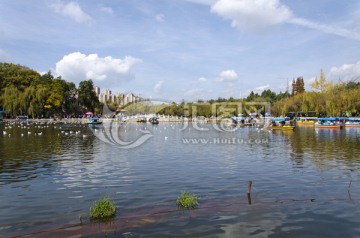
(1, 121), (360, 237)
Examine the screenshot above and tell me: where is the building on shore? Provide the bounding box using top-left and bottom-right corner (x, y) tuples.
(123, 92), (140, 105)
(94, 86), (100, 96)
(94, 86), (141, 105)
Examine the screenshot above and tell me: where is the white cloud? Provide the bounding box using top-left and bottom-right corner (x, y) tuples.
(204, 0), (360, 40)
(218, 69), (238, 82)
(55, 52), (141, 86)
(154, 81), (164, 93)
(155, 14), (165, 22)
(198, 77), (207, 82)
(253, 84), (270, 93)
(243, 84), (270, 97)
(186, 0), (216, 5)
(211, 0), (292, 32)
(100, 6), (114, 15)
(50, 1), (91, 23)
(329, 61), (360, 82)
(289, 18), (360, 41)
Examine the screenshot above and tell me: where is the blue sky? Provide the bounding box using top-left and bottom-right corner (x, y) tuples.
(1, 0), (360, 102)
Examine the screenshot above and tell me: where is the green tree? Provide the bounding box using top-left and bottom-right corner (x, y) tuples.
(261, 89), (277, 103)
(1, 86), (21, 116)
(246, 91), (259, 101)
(0, 63), (41, 91)
(78, 79), (100, 113)
(291, 77), (305, 96)
(63, 81), (78, 116)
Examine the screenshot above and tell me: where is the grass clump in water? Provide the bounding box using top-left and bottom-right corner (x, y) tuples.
(90, 196), (116, 220)
(176, 191), (199, 209)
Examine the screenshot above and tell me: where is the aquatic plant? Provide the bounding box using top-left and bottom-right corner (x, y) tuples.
(89, 196), (116, 220)
(176, 191), (198, 209)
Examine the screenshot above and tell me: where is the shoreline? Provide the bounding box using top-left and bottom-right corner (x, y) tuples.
(1, 117), (264, 126)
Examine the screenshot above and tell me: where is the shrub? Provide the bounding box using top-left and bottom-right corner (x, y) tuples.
(176, 191), (199, 209)
(90, 196), (116, 220)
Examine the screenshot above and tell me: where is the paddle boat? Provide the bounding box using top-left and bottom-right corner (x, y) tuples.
(149, 116), (159, 124)
(296, 117), (318, 126)
(314, 118), (343, 129)
(86, 117), (103, 125)
(136, 117), (147, 123)
(264, 117), (295, 130)
(231, 116), (255, 127)
(345, 117), (360, 128)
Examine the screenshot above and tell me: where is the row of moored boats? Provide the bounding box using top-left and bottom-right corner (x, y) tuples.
(232, 116), (360, 130)
(296, 117), (360, 129)
(265, 117), (360, 130)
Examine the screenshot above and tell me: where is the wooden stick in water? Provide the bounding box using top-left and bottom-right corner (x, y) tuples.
(247, 181), (252, 194)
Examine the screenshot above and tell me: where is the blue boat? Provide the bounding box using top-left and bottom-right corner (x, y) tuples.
(231, 116), (255, 127)
(86, 117), (102, 125)
(315, 117), (343, 129)
(149, 116), (159, 124)
(264, 117), (295, 130)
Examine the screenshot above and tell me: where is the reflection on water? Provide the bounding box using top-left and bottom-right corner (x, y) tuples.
(0, 122), (360, 237)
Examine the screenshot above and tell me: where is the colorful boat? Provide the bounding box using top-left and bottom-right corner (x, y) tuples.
(231, 117), (255, 127)
(86, 117), (102, 125)
(149, 116), (159, 124)
(314, 118), (343, 129)
(264, 125), (295, 130)
(136, 117), (147, 123)
(345, 117), (360, 128)
(296, 117), (318, 126)
(264, 117), (295, 130)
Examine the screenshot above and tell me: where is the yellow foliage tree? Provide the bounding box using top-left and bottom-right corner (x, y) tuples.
(311, 69), (333, 92)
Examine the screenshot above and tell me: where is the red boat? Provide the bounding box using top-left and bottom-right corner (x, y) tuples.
(345, 118), (360, 128)
(314, 118), (343, 129)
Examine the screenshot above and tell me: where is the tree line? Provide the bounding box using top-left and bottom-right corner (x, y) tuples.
(0, 63), (100, 118)
(273, 70), (360, 117)
(1, 63), (359, 118)
(151, 71), (360, 117)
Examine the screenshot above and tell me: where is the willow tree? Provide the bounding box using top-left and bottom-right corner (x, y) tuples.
(22, 85), (49, 118)
(0, 86), (21, 116)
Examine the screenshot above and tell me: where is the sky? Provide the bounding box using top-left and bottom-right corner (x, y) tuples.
(1, 0), (360, 102)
